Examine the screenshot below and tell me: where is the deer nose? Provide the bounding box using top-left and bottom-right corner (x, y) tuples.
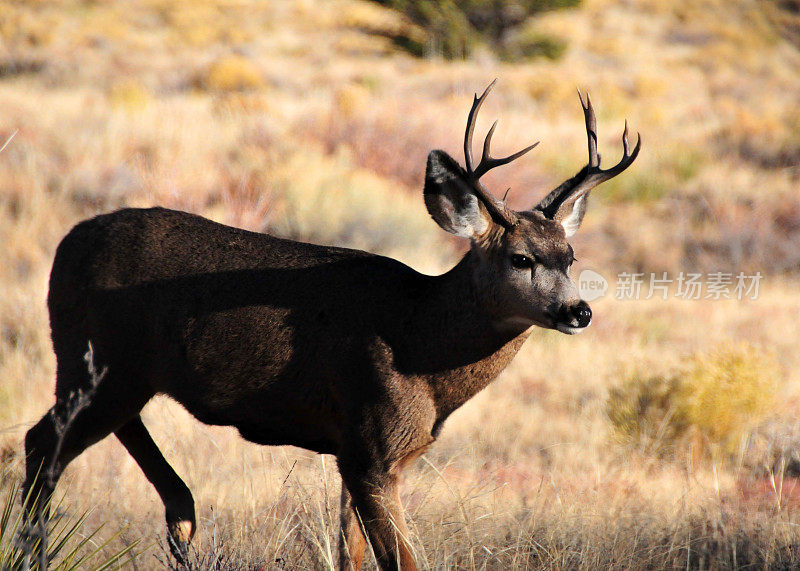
(570, 301), (592, 327)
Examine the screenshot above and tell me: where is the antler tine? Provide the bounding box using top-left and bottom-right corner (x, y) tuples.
(578, 91), (641, 187)
(473, 127), (539, 179)
(462, 80), (541, 228)
(464, 79), (496, 173)
(531, 91), (641, 220)
(579, 90), (599, 168)
(480, 120), (499, 172)
(595, 122), (641, 180)
(622, 119), (630, 155)
(466, 80), (539, 181)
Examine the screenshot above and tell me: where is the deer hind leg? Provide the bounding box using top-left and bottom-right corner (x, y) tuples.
(23, 358), (87, 512)
(338, 466), (417, 571)
(339, 485), (367, 570)
(23, 368), (146, 527)
(115, 416), (195, 560)
(23, 413), (60, 515)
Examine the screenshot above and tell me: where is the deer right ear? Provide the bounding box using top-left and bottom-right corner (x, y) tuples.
(424, 150), (491, 239)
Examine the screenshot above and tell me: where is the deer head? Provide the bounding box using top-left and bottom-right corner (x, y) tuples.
(424, 80), (641, 335)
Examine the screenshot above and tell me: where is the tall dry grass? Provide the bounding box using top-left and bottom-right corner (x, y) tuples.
(1, 0), (800, 568)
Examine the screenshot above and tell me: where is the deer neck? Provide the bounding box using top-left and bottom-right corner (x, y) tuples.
(404, 252), (530, 421)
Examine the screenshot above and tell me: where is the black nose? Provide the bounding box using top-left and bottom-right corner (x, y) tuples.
(571, 301), (592, 327)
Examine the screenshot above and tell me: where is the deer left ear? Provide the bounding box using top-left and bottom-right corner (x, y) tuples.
(424, 150), (492, 239)
(555, 192), (588, 237)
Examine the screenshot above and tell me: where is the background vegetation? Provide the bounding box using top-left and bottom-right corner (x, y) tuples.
(366, 0), (580, 59)
(1, 0), (799, 568)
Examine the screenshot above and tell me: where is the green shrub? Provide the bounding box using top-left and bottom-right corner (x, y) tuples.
(369, 0), (580, 60)
(606, 374), (685, 456)
(600, 171), (668, 204)
(606, 344), (779, 460)
(671, 149), (705, 182)
(499, 28), (567, 61)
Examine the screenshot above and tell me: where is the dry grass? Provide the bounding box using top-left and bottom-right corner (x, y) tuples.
(1, 0), (800, 568)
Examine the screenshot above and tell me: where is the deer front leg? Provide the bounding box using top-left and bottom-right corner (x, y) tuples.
(339, 460), (417, 570)
(339, 485), (367, 570)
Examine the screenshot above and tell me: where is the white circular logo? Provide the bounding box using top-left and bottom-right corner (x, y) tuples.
(578, 269), (608, 301)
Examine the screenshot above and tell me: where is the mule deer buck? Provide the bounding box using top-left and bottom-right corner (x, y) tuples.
(24, 81), (639, 569)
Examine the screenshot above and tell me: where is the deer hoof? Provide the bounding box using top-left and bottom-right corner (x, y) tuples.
(167, 520), (195, 563)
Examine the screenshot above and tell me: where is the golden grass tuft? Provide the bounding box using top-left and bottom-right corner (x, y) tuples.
(108, 79), (151, 112)
(198, 55), (265, 93)
(333, 83), (371, 118)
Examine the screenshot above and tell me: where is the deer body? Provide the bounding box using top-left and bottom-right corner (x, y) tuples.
(25, 83), (639, 570)
(52, 206), (524, 450)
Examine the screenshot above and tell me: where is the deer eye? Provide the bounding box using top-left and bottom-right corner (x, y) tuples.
(510, 254), (534, 269)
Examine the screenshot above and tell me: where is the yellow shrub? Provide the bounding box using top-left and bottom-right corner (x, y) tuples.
(677, 344), (778, 451)
(108, 79), (151, 112)
(201, 55), (264, 93)
(334, 84), (370, 118)
(632, 72), (668, 98)
(606, 344), (779, 460)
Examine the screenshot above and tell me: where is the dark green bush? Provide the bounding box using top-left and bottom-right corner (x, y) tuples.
(499, 28), (568, 61)
(370, 0), (580, 60)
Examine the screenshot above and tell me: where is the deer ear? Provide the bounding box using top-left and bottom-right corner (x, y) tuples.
(424, 150), (491, 238)
(532, 168), (592, 237)
(555, 192), (588, 237)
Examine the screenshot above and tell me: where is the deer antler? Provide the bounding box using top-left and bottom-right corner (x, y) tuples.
(576, 90), (640, 189)
(464, 80), (539, 228)
(535, 91), (641, 220)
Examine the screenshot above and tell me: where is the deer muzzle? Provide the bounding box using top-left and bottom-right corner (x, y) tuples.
(554, 300), (592, 334)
